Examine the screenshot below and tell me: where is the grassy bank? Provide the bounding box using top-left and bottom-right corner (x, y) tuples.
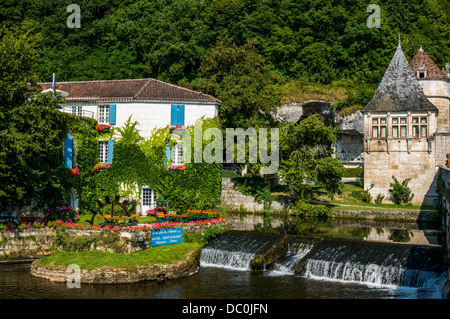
(312, 183), (436, 212)
(34, 242), (200, 270)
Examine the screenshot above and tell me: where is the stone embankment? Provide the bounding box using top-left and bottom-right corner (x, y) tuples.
(29, 247), (201, 284)
(220, 178), (287, 212)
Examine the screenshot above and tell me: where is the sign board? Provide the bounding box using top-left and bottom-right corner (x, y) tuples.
(150, 227), (183, 247)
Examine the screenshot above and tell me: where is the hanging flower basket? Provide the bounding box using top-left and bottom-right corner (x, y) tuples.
(94, 163), (110, 171)
(169, 164), (186, 172)
(95, 123), (112, 131)
(69, 167), (80, 176)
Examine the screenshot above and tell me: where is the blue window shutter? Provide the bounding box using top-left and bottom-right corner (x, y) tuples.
(107, 140), (115, 164)
(64, 136), (73, 168)
(178, 105), (185, 126)
(109, 104), (116, 125)
(165, 145), (171, 165)
(171, 105), (178, 126)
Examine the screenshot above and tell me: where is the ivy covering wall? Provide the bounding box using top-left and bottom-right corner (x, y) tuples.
(70, 116), (223, 215)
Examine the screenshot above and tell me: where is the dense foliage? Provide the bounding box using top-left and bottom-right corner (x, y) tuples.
(0, 24), (71, 209)
(1, 0), (448, 113)
(279, 114), (344, 202)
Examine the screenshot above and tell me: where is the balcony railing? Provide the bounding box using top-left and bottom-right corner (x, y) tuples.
(59, 106), (94, 119)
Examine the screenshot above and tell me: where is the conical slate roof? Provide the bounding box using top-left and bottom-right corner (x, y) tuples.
(364, 40), (438, 113)
(410, 46), (449, 80)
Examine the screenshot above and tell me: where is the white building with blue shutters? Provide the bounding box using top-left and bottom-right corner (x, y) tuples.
(39, 78), (221, 214)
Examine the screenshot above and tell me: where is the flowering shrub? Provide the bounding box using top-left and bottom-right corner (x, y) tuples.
(45, 205), (79, 222)
(1, 218), (228, 233)
(146, 208), (156, 215)
(0, 223), (17, 231)
(69, 167), (80, 176)
(95, 123), (112, 131)
(44, 217), (228, 233)
(94, 163), (110, 171)
(168, 164), (186, 172)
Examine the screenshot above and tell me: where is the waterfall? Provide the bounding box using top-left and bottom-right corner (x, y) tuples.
(299, 239), (444, 288)
(200, 231), (281, 270)
(199, 231), (444, 290)
(269, 239), (316, 275)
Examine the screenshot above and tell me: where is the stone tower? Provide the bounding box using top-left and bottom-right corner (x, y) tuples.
(362, 39), (446, 206)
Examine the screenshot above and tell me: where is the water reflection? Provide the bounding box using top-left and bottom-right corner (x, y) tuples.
(226, 213), (442, 246)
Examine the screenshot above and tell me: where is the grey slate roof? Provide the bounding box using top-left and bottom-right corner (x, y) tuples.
(364, 41), (438, 113)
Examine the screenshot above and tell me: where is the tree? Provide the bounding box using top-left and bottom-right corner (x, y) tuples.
(279, 114), (343, 202)
(0, 24), (71, 209)
(183, 39), (281, 129)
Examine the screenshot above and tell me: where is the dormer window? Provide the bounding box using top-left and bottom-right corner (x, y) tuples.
(418, 71), (426, 79)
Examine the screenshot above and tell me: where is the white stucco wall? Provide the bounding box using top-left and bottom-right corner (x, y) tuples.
(64, 100), (219, 139)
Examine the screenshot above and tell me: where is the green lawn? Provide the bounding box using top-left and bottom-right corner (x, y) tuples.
(311, 183), (436, 212)
(35, 242), (200, 270)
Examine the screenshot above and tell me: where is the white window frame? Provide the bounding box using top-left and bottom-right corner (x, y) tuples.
(171, 144), (183, 165)
(98, 105), (110, 124)
(71, 106), (83, 117)
(142, 188), (157, 210)
(99, 141), (108, 163)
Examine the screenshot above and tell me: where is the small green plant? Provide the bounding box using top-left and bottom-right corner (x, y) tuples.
(350, 183), (373, 203)
(200, 224), (225, 244)
(388, 176), (414, 205)
(375, 193), (385, 204)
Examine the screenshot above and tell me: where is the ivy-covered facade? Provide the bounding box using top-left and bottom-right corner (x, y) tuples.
(43, 79), (223, 217)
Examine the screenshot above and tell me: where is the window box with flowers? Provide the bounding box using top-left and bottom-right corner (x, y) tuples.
(69, 167), (80, 176)
(169, 164), (186, 172)
(94, 163), (110, 171)
(95, 123), (112, 132)
(169, 125), (186, 130)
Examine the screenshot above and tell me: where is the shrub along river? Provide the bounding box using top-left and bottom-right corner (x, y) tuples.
(0, 213), (447, 299)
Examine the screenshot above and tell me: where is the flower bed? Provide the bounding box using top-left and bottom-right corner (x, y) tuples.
(10, 218), (228, 233)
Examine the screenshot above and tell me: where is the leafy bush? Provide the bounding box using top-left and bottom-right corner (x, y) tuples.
(351, 189), (372, 203)
(388, 176), (414, 204)
(375, 193), (384, 204)
(232, 175), (276, 209)
(45, 205), (79, 222)
(293, 201), (333, 218)
(342, 168), (363, 178)
(200, 224), (225, 244)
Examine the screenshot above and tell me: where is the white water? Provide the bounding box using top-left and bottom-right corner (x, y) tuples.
(302, 259), (442, 289)
(268, 241), (315, 276)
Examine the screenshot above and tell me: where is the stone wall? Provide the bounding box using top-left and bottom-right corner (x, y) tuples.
(220, 178), (287, 212)
(438, 167), (450, 259)
(0, 228), (56, 260)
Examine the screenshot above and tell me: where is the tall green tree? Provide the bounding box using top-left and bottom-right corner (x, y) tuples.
(184, 39), (281, 129)
(0, 23), (71, 209)
(279, 114), (343, 202)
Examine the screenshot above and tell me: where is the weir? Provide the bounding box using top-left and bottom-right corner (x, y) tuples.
(200, 231), (446, 289)
(199, 231), (282, 270)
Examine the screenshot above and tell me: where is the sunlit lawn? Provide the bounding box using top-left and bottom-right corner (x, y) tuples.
(311, 183), (435, 212)
(35, 242), (200, 270)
